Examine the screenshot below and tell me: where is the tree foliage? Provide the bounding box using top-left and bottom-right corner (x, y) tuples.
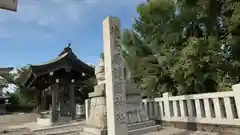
(2, 66), (38, 105)
(121, 0), (240, 96)
(5, 91), (20, 105)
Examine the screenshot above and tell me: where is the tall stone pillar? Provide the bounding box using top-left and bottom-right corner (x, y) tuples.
(69, 84), (76, 120)
(103, 16), (128, 135)
(82, 16), (159, 135)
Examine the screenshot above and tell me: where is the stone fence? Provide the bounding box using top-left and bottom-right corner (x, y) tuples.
(84, 83), (240, 127)
(76, 104), (85, 116)
(142, 83), (240, 126)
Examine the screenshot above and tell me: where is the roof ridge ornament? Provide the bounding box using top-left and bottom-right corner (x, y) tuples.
(59, 43), (73, 56)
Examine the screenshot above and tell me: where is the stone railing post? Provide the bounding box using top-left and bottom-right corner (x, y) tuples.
(148, 98), (154, 119)
(85, 99), (90, 120)
(163, 92), (172, 121)
(232, 84), (240, 118)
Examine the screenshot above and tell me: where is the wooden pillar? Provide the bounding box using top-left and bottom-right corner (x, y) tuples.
(64, 68), (76, 120)
(40, 90), (47, 111)
(51, 83), (60, 123)
(69, 83), (76, 120)
(51, 85), (57, 123)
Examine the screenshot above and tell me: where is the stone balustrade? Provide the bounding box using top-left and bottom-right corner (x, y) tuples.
(83, 83), (240, 127)
(76, 104), (85, 116)
(142, 83), (240, 126)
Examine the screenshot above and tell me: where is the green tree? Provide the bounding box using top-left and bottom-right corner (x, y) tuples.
(121, 0), (240, 96)
(5, 91), (20, 105)
(2, 66), (38, 105)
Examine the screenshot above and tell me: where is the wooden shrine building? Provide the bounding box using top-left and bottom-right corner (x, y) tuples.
(24, 44), (94, 123)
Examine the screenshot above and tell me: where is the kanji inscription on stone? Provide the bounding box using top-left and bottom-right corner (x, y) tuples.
(103, 16), (128, 135)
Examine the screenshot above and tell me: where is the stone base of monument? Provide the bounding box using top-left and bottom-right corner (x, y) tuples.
(128, 120), (156, 130)
(128, 120), (162, 135)
(34, 117), (160, 135)
(79, 120), (161, 135)
(81, 82), (107, 135)
(37, 117), (52, 127)
(37, 115), (76, 127)
(32, 121), (85, 135)
(81, 125), (107, 135)
(124, 81), (161, 134)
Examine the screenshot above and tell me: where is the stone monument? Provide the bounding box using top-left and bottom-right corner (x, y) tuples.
(125, 79), (149, 124)
(103, 16), (128, 135)
(82, 57), (107, 135)
(87, 57), (107, 128)
(102, 16), (159, 135)
(83, 16), (160, 135)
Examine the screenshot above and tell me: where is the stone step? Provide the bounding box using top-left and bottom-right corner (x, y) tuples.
(47, 126), (104, 135)
(128, 125), (161, 135)
(33, 122), (84, 135)
(47, 129), (78, 135)
(48, 130), (96, 135)
(44, 124), (160, 135)
(128, 120), (156, 130)
(33, 120), (158, 135)
(142, 127), (220, 135)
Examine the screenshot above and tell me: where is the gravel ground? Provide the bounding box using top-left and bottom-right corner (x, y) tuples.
(0, 114), (220, 135)
(1, 126), (220, 135)
(143, 127), (220, 135)
(0, 113), (38, 128)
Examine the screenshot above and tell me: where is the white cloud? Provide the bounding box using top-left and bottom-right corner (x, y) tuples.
(2, 84), (17, 93)
(0, 0), (83, 26)
(15, 2), (71, 26)
(0, 0), (141, 27)
(2, 68), (21, 93)
(0, 0), (140, 40)
(13, 0), (139, 26)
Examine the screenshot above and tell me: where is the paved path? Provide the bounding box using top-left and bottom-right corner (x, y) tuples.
(1, 120), (221, 135)
(0, 113), (38, 128)
(1, 128), (219, 135)
(144, 127), (219, 135)
(1, 128), (220, 135)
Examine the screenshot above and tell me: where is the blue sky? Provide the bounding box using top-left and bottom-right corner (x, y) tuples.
(0, 0), (142, 68)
